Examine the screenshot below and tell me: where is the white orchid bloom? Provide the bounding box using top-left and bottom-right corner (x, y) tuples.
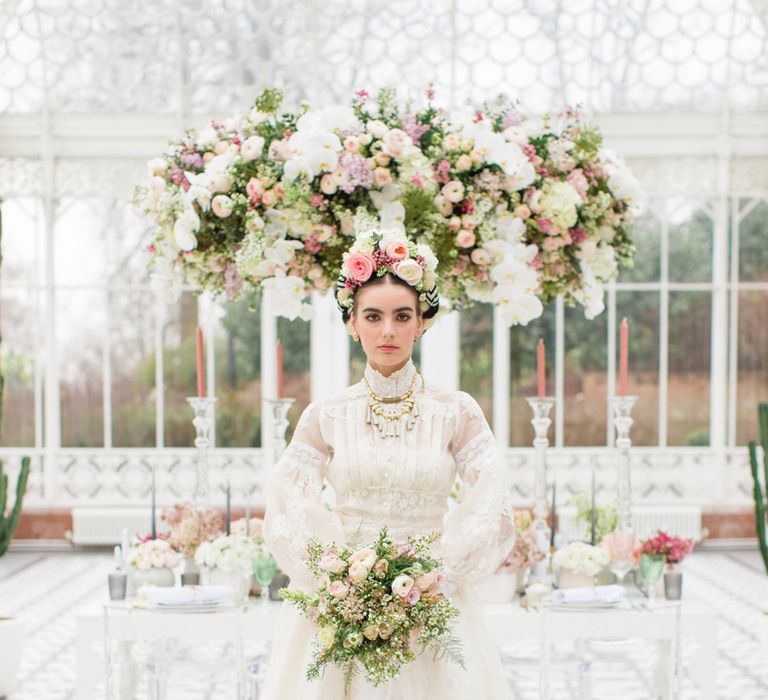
(369, 183), (402, 210)
(265, 239), (303, 266)
(379, 201), (406, 232)
(492, 285), (544, 326)
(296, 105), (360, 134)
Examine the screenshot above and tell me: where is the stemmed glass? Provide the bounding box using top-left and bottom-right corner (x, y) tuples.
(606, 529), (636, 584)
(252, 553), (277, 608)
(639, 553), (665, 607)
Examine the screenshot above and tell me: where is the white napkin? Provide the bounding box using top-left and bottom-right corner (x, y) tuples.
(140, 585), (233, 606)
(549, 584), (626, 605)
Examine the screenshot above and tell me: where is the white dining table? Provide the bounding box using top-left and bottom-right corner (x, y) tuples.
(75, 595), (717, 700)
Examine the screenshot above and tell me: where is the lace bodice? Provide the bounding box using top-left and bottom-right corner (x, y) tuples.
(263, 359), (515, 589)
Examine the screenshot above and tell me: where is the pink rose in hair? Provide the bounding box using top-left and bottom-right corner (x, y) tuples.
(384, 240), (408, 261)
(345, 251), (375, 283)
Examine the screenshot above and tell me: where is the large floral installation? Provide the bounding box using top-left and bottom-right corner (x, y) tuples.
(137, 88), (641, 325)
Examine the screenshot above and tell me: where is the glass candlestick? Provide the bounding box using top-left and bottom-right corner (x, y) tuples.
(526, 396), (555, 577)
(609, 395), (638, 531)
(187, 397), (217, 505)
(264, 398), (295, 464)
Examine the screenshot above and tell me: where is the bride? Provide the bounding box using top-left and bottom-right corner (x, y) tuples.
(261, 230), (515, 698)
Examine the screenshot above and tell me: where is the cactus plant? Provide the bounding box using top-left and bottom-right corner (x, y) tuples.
(0, 202), (32, 555)
(0, 457), (30, 557)
(748, 402), (768, 574)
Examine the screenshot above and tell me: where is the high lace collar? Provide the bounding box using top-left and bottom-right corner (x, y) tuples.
(363, 359), (418, 399)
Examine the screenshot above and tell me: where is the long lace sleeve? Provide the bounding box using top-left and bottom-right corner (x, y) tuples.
(441, 392), (515, 584)
(262, 400), (346, 590)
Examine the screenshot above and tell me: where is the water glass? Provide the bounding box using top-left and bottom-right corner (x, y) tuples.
(108, 572), (127, 600)
(252, 554), (277, 608)
(639, 554), (665, 607)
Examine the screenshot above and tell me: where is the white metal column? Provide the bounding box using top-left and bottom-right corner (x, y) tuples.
(310, 291), (349, 400)
(420, 309), (460, 391)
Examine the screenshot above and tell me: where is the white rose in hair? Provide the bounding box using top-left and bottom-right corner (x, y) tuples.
(415, 243), (438, 271)
(393, 259), (424, 286)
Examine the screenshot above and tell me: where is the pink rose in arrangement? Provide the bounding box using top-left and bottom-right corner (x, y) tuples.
(405, 588), (421, 605)
(441, 180), (465, 203)
(349, 547), (377, 569)
(391, 574), (414, 597)
(455, 230), (476, 248)
(470, 248), (492, 266)
(381, 128), (412, 157)
(384, 240), (409, 260)
(348, 562), (370, 583)
(566, 168), (589, 199)
(319, 550), (347, 574)
(344, 251), (375, 284)
(246, 177), (264, 199)
(329, 581), (350, 599)
(211, 195), (233, 218)
(415, 570), (436, 591)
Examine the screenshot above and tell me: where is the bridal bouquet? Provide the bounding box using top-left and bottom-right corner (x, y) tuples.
(279, 528), (463, 689)
(136, 87), (640, 325)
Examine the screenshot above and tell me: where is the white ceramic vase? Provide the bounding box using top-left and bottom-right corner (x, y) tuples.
(0, 616), (26, 696)
(556, 569), (595, 589)
(128, 566), (176, 596)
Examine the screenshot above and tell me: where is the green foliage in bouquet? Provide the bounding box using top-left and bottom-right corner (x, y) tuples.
(279, 528), (463, 692)
(748, 402), (768, 573)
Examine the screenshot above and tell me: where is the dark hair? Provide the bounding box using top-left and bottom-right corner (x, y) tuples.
(334, 272), (439, 326)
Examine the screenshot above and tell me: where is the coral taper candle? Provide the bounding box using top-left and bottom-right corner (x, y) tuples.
(537, 338), (546, 397)
(196, 326), (205, 398)
(276, 340), (283, 399)
(618, 318), (629, 397)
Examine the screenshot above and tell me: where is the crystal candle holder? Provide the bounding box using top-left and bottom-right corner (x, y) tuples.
(264, 398), (295, 464)
(526, 396), (555, 577)
(609, 395), (638, 532)
(187, 397), (217, 505)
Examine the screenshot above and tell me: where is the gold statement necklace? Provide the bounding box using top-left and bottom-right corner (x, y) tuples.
(363, 372), (421, 438)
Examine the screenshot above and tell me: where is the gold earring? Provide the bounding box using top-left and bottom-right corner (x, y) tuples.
(352, 331), (359, 342)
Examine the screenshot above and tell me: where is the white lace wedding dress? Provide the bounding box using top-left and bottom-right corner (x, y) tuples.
(261, 359), (515, 699)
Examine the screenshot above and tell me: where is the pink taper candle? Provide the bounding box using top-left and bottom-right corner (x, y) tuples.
(276, 340), (283, 399)
(195, 326), (205, 398)
(618, 318), (629, 397)
(537, 338), (546, 398)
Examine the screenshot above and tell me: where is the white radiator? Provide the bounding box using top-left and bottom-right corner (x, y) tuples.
(71, 507), (167, 545)
(556, 504), (703, 543)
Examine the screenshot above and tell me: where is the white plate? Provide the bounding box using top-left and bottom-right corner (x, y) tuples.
(149, 603), (234, 613)
(544, 600), (624, 611)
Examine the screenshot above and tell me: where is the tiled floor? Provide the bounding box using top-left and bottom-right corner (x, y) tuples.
(1, 549), (767, 699)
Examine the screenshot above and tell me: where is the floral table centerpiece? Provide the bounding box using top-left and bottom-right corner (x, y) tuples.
(552, 541), (610, 588)
(161, 503), (225, 578)
(637, 530), (695, 600)
(279, 528), (462, 692)
(136, 87), (640, 326)
(195, 532), (265, 602)
(126, 534), (181, 594)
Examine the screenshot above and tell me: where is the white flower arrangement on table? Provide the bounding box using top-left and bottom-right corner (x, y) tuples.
(136, 87), (640, 326)
(194, 532), (265, 575)
(551, 541), (610, 577)
(127, 534), (181, 571)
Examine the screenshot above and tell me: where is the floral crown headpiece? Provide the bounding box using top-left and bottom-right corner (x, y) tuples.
(334, 227), (440, 321)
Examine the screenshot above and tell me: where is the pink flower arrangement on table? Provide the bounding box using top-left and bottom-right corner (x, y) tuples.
(637, 530), (695, 568)
(161, 503), (226, 559)
(499, 510), (545, 573)
(127, 534), (181, 571)
(136, 87), (640, 325)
